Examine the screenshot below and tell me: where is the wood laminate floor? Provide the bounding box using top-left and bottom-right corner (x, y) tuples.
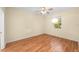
(2, 34), (78, 52)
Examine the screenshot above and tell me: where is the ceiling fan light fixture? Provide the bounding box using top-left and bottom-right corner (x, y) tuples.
(40, 7), (53, 15)
(40, 10), (47, 15)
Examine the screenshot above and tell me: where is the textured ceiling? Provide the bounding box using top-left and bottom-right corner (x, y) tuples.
(7, 7), (79, 15)
(21, 7), (79, 12)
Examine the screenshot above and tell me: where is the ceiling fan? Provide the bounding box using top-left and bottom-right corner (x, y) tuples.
(40, 7), (53, 15)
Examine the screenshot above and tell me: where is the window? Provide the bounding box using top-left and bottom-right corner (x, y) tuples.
(52, 16), (61, 29)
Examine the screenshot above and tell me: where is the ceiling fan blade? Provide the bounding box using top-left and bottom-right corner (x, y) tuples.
(48, 8), (53, 11)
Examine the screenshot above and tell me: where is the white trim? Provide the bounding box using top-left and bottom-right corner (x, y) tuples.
(0, 8), (5, 49)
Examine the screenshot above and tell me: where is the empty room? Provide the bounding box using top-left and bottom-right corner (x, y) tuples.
(0, 7), (79, 52)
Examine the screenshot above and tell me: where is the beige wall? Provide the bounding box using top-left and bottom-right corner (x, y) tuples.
(5, 8), (44, 43)
(5, 7), (79, 43)
(45, 8), (79, 41)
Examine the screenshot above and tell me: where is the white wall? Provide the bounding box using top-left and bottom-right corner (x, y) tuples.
(45, 8), (79, 41)
(5, 8), (44, 43)
(0, 8), (5, 49)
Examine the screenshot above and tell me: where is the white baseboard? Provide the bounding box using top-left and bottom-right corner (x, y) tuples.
(6, 33), (43, 43)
